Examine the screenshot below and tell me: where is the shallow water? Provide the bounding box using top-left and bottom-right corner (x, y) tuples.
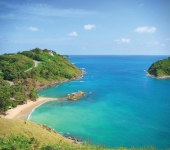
(29, 55), (170, 148)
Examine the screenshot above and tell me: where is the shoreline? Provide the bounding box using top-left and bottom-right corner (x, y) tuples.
(1, 97), (58, 120)
(1, 70), (85, 120)
(36, 70), (85, 91)
(145, 70), (170, 79)
(146, 72), (170, 79)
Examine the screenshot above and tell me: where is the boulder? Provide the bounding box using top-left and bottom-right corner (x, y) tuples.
(66, 91), (84, 101)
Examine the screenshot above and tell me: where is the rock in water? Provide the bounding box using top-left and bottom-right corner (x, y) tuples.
(66, 91), (84, 101)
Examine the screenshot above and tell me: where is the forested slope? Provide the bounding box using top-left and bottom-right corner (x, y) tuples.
(148, 57), (170, 78)
(0, 48), (82, 112)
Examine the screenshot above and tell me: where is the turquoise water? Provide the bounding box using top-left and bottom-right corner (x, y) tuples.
(29, 56), (170, 149)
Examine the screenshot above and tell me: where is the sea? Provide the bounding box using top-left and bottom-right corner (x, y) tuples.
(29, 55), (170, 149)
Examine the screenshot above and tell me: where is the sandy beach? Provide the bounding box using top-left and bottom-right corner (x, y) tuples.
(0, 71), (85, 121)
(2, 97), (58, 120)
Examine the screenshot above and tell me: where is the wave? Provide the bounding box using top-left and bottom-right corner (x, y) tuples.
(27, 99), (57, 120)
(27, 103), (45, 120)
(81, 68), (86, 69)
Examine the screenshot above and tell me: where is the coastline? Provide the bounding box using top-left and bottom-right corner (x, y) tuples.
(146, 72), (170, 79)
(1, 70), (85, 120)
(37, 70), (85, 91)
(1, 97), (58, 120)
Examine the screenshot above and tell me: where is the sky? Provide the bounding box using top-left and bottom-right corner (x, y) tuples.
(0, 0), (170, 55)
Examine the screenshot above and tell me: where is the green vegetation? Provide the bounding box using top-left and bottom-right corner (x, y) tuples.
(0, 48), (82, 112)
(0, 54), (34, 81)
(20, 48), (57, 61)
(148, 57), (170, 77)
(0, 83), (10, 112)
(0, 118), (156, 150)
(20, 48), (81, 86)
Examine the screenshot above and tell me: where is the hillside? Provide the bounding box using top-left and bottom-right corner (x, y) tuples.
(0, 118), (71, 145)
(148, 57), (170, 78)
(0, 118), (155, 150)
(0, 48), (82, 112)
(0, 118), (82, 149)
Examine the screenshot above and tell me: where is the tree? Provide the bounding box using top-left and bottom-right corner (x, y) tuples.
(14, 92), (26, 104)
(0, 86), (10, 112)
(29, 89), (38, 101)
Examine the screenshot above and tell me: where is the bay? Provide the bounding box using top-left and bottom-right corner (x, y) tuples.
(29, 55), (170, 149)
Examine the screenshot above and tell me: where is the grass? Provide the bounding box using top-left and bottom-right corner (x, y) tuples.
(0, 118), (158, 150)
(0, 118), (71, 145)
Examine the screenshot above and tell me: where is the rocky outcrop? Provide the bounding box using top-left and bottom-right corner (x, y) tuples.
(66, 91), (84, 101)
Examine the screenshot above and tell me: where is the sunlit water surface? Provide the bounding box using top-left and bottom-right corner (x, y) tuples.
(29, 56), (170, 149)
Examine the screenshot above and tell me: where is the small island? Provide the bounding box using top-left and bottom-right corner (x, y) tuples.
(67, 91), (84, 101)
(147, 57), (170, 79)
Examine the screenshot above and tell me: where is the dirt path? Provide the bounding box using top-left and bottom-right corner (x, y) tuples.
(33, 60), (39, 67)
(6, 80), (14, 86)
(24, 60), (39, 72)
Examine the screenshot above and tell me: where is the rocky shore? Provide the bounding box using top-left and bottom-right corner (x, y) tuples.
(37, 69), (85, 91)
(66, 91), (85, 101)
(1, 70), (86, 120)
(146, 71), (170, 79)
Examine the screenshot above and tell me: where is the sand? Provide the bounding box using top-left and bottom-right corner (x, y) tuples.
(2, 97), (58, 120)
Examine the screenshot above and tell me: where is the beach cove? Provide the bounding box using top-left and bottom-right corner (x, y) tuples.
(1, 97), (57, 120)
(1, 67), (85, 120)
(29, 55), (170, 149)
(1, 55), (170, 149)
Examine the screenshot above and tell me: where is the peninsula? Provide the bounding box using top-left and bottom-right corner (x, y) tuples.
(0, 48), (114, 150)
(147, 57), (170, 79)
(0, 48), (82, 114)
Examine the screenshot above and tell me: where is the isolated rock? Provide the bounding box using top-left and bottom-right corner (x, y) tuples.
(66, 91), (84, 101)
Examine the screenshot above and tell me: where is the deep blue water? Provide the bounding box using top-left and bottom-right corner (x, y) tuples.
(29, 55), (170, 149)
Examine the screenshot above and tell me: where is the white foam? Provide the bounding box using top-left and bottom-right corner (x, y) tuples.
(27, 99), (57, 120)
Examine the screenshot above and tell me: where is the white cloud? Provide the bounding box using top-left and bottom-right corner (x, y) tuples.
(15, 26), (23, 30)
(84, 24), (96, 30)
(28, 26), (39, 31)
(121, 38), (131, 43)
(147, 42), (159, 47)
(0, 2), (100, 20)
(166, 38), (170, 41)
(68, 31), (78, 36)
(16, 26), (39, 31)
(114, 38), (131, 43)
(11, 37), (73, 44)
(147, 42), (165, 47)
(148, 42), (159, 45)
(135, 26), (156, 33)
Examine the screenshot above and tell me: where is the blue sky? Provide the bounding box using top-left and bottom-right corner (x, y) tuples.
(0, 0), (170, 55)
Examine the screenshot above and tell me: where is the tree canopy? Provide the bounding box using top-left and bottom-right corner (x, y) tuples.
(0, 48), (81, 112)
(148, 57), (170, 77)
